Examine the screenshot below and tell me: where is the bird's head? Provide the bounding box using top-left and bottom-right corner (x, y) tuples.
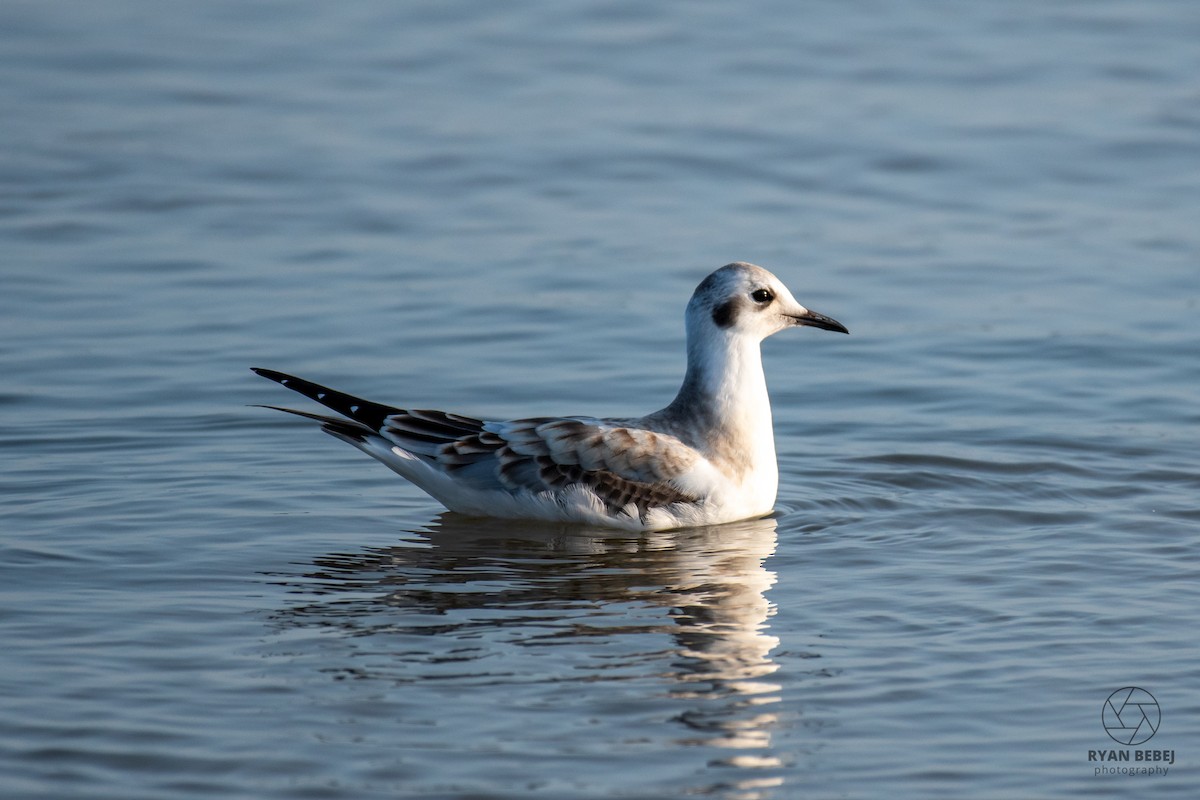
(686, 262), (848, 343)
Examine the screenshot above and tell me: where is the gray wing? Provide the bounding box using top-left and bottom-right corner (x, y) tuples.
(253, 368), (701, 517)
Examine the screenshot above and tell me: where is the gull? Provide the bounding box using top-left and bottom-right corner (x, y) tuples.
(252, 262), (848, 531)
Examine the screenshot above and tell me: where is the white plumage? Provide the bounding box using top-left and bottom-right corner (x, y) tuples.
(254, 262), (847, 530)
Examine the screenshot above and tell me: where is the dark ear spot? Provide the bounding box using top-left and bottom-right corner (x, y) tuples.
(711, 299), (738, 328)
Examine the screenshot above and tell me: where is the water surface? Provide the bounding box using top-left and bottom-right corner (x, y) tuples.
(2, 1), (1198, 797)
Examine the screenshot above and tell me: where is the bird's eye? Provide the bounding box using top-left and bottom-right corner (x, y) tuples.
(750, 288), (773, 304)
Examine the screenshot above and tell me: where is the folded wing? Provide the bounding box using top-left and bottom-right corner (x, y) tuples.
(437, 417), (700, 516)
(253, 369), (701, 519)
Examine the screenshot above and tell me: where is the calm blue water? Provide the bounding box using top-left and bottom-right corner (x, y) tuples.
(2, 1), (1198, 797)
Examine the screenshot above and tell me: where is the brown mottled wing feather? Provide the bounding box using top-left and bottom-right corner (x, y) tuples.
(440, 417), (700, 516)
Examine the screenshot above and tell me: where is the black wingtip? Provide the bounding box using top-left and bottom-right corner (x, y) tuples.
(251, 367), (292, 383)
(250, 367), (322, 393)
(250, 367), (401, 431)
(249, 403), (374, 444)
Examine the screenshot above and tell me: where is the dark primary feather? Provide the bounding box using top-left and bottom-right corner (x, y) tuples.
(251, 368), (485, 450)
(251, 368), (401, 432)
(251, 403), (377, 444)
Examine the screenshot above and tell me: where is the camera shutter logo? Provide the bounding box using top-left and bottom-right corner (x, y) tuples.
(1102, 687), (1160, 746)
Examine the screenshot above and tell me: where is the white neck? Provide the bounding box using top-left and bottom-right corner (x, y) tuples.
(657, 327), (777, 484)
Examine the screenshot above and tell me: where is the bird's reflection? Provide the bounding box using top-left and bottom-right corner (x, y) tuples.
(268, 513), (792, 798)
